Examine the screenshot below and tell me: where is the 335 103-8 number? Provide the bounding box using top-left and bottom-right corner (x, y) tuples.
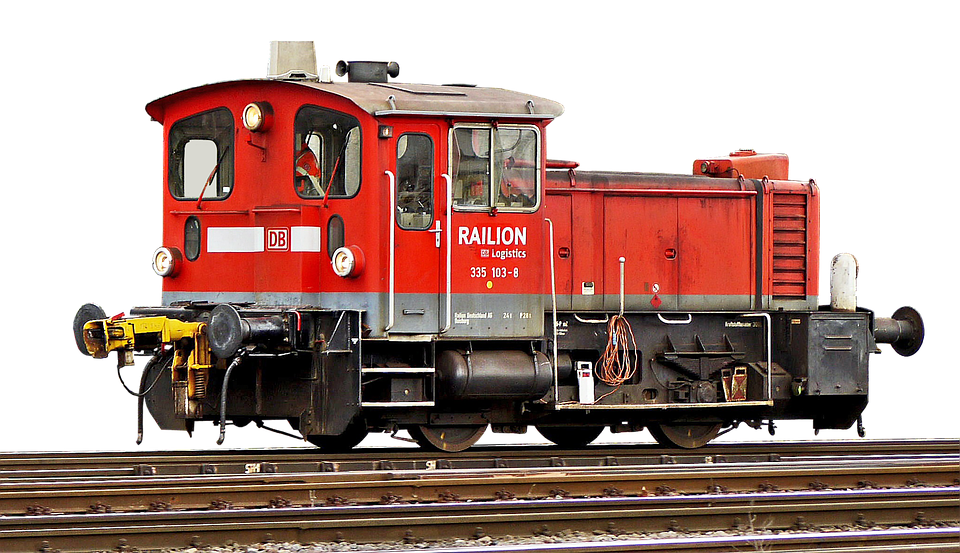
(471, 266), (520, 279)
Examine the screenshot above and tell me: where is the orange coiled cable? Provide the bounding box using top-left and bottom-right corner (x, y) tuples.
(597, 314), (638, 389)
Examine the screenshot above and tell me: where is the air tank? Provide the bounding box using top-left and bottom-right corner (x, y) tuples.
(437, 350), (553, 401)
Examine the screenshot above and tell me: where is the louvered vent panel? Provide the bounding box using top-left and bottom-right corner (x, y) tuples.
(772, 193), (808, 300)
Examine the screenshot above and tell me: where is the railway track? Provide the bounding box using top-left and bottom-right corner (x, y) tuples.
(3, 488), (957, 552)
(2, 456), (957, 515)
(0, 441), (956, 552)
(1, 439), (956, 478)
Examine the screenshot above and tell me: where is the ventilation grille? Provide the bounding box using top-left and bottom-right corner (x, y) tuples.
(771, 193), (808, 300)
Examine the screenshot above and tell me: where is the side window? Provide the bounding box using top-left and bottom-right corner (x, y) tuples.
(184, 216), (201, 260)
(294, 106), (361, 199)
(451, 124), (539, 211)
(396, 134), (434, 230)
(493, 128), (538, 208)
(168, 108), (234, 200)
(452, 127), (490, 207)
(327, 215), (344, 260)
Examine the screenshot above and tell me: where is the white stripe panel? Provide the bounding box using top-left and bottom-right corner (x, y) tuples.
(207, 227), (265, 253)
(291, 226), (322, 252)
(205, 226), (322, 253)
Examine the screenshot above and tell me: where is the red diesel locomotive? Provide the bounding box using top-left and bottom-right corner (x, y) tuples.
(74, 42), (924, 451)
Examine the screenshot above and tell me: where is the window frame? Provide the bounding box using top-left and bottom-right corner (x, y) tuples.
(184, 216), (201, 261)
(448, 122), (541, 213)
(293, 105), (363, 200)
(395, 132), (436, 231)
(327, 214), (345, 260)
(167, 107), (235, 202)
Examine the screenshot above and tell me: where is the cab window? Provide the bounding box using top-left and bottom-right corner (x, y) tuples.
(451, 124), (539, 210)
(294, 106), (361, 199)
(396, 133), (434, 230)
(168, 108), (234, 200)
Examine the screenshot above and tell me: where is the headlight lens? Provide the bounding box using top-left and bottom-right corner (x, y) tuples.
(242, 102), (274, 132)
(332, 245), (364, 278)
(152, 247), (182, 277)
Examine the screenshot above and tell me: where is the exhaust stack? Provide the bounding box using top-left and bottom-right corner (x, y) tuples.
(269, 41), (318, 80)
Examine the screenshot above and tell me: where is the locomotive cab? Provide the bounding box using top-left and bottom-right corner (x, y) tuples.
(75, 42), (924, 452)
(77, 43), (567, 450)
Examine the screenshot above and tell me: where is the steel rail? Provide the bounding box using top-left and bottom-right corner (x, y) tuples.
(0, 439), (956, 477)
(1, 488), (956, 553)
(1, 457), (957, 517)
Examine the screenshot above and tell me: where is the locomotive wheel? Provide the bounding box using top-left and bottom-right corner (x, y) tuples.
(305, 420), (368, 452)
(648, 423), (722, 449)
(408, 425), (486, 452)
(536, 425), (604, 448)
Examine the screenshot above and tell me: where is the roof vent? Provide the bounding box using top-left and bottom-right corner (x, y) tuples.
(269, 41), (318, 81)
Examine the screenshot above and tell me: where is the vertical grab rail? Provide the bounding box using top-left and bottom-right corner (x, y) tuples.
(618, 256), (626, 315)
(545, 217), (559, 407)
(440, 174), (453, 333)
(384, 170), (396, 332)
(740, 312), (773, 402)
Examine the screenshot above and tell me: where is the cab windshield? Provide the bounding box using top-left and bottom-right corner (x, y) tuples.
(294, 106), (361, 198)
(168, 108), (234, 200)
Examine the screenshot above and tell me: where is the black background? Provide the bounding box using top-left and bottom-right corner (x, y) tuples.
(26, 33), (948, 449)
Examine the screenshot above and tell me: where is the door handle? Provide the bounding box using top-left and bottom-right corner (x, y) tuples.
(427, 221), (441, 247)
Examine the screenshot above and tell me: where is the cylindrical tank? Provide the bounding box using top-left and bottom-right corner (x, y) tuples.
(830, 253), (858, 312)
(437, 350), (553, 401)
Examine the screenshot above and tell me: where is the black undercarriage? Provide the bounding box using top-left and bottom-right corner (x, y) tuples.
(129, 303), (898, 450)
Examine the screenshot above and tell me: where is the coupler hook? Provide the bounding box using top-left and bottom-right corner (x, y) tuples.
(856, 415), (866, 438)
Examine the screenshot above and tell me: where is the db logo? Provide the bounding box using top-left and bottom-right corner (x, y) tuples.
(266, 228), (289, 251)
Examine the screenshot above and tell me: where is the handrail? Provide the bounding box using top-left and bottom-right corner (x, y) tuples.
(657, 313), (693, 325)
(168, 210), (249, 216)
(440, 174), (453, 333)
(574, 314), (610, 324)
(384, 170), (396, 332)
(545, 188), (756, 198)
(740, 312), (773, 401)
(545, 217), (559, 407)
